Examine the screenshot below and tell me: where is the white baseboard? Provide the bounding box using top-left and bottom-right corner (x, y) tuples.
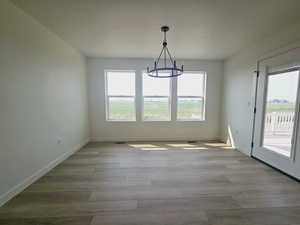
(0, 138), (89, 207)
(90, 136), (221, 142)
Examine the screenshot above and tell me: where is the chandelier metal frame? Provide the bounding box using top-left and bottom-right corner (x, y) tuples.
(147, 26), (184, 78)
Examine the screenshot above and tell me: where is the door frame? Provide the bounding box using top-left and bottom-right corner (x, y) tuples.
(260, 66), (300, 161)
(250, 47), (300, 181)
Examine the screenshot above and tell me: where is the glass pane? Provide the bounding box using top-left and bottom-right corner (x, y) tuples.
(143, 73), (170, 96)
(263, 71), (299, 157)
(107, 71), (135, 95)
(178, 73), (204, 96)
(143, 97), (170, 121)
(177, 97), (204, 120)
(108, 97), (135, 121)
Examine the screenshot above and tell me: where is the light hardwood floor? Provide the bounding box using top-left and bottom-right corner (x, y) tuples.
(0, 141), (300, 225)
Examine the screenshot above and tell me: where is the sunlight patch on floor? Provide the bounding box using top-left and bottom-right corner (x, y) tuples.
(167, 144), (196, 147)
(127, 141), (231, 151)
(220, 146), (235, 149)
(182, 147), (208, 150)
(204, 143), (227, 147)
(140, 147), (168, 151)
(129, 144), (158, 148)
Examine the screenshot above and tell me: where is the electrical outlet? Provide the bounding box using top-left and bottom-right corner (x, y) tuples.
(57, 139), (62, 144)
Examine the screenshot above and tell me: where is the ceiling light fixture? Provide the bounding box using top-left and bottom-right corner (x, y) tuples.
(147, 26), (183, 78)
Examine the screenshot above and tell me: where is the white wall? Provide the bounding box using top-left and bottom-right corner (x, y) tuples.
(221, 21), (300, 155)
(87, 58), (223, 141)
(0, 0), (89, 206)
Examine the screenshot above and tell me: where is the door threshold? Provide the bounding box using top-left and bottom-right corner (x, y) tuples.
(251, 156), (300, 182)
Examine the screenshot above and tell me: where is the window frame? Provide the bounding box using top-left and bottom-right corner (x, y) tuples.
(142, 72), (172, 121)
(105, 70), (136, 122)
(176, 71), (207, 121)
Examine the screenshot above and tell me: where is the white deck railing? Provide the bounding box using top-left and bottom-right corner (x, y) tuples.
(265, 112), (295, 135)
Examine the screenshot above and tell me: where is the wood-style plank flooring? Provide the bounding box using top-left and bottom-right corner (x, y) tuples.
(0, 141), (300, 225)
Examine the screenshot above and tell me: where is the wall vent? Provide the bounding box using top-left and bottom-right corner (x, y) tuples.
(115, 141), (126, 144)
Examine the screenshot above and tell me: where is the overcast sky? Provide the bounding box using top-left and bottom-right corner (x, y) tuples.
(267, 71), (299, 103)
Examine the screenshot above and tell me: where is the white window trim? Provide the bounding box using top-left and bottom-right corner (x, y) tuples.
(142, 72), (172, 121)
(176, 71), (207, 122)
(105, 70), (136, 122)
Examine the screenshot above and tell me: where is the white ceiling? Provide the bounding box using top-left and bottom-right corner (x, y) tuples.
(11, 0), (300, 59)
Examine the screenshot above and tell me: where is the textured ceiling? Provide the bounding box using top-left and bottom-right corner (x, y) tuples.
(11, 0), (300, 59)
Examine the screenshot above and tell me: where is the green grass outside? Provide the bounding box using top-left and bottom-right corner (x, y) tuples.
(109, 101), (203, 120)
(109, 101), (135, 120)
(108, 102), (295, 120)
(143, 101), (169, 120)
(177, 101), (203, 120)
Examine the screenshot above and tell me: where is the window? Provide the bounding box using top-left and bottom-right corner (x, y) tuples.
(262, 71), (299, 157)
(143, 72), (171, 121)
(105, 71), (136, 121)
(177, 72), (206, 120)
(105, 70), (206, 122)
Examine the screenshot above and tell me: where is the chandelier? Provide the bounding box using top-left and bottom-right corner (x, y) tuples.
(147, 26), (184, 78)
